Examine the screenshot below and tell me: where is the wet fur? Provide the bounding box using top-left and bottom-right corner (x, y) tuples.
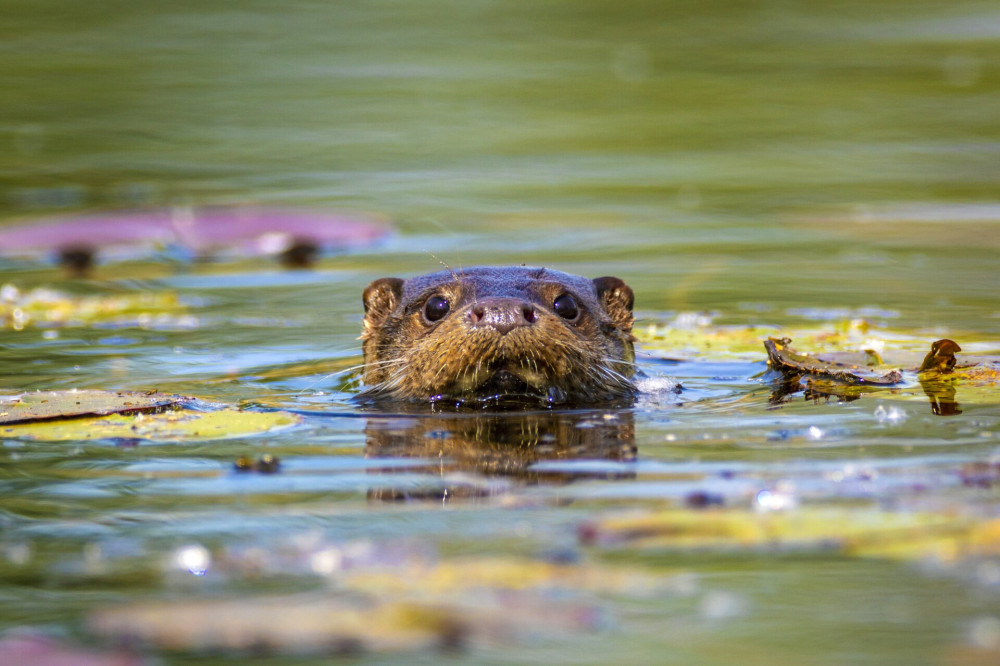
(360, 266), (636, 405)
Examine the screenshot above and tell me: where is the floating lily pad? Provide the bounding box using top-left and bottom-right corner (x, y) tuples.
(0, 634), (141, 666)
(0, 284), (190, 330)
(637, 318), (990, 362)
(340, 556), (663, 597)
(0, 207), (393, 271)
(0, 390), (186, 425)
(89, 594), (598, 654)
(580, 508), (1000, 562)
(89, 597), (463, 654)
(2, 408), (299, 442)
(88, 553), (655, 654)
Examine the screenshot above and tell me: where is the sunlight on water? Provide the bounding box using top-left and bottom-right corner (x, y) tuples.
(1, 0), (1000, 662)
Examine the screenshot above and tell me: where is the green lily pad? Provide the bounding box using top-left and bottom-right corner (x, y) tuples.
(340, 556), (663, 597)
(1, 283), (190, 330)
(0, 389), (186, 425)
(90, 597), (464, 654)
(580, 507), (1000, 562)
(636, 318), (989, 361)
(2, 408), (300, 441)
(87, 554), (659, 654)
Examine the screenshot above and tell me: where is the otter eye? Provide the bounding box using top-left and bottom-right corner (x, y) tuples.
(423, 295), (450, 322)
(552, 293), (579, 320)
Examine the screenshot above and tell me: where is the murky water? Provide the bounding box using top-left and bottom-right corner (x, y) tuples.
(2, 1), (1000, 663)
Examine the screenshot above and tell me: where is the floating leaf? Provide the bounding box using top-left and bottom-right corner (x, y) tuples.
(2, 408), (299, 441)
(918, 339), (962, 373)
(0, 634), (141, 666)
(341, 556), (663, 597)
(637, 318), (991, 364)
(0, 389), (186, 425)
(1, 283), (190, 330)
(0, 207), (393, 271)
(89, 597), (462, 654)
(580, 507), (1000, 562)
(88, 553), (659, 654)
(764, 337), (903, 385)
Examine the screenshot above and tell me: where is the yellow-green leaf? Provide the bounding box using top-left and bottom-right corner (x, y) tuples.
(0, 389), (185, 424)
(2, 408), (299, 441)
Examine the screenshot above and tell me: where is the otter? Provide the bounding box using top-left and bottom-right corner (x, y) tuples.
(359, 266), (636, 406)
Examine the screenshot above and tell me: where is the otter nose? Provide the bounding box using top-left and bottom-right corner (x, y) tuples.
(468, 298), (538, 334)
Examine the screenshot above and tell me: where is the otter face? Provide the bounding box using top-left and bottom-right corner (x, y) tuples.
(359, 266), (636, 406)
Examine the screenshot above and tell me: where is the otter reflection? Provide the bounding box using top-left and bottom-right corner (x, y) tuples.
(364, 409), (636, 501)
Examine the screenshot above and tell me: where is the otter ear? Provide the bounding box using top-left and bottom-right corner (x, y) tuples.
(593, 276), (634, 331)
(362, 277), (404, 334)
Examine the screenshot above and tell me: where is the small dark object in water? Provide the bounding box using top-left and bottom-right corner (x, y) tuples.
(58, 245), (95, 277)
(577, 522), (600, 546)
(959, 461), (1000, 488)
(279, 238), (320, 269)
(359, 266), (637, 406)
(234, 454), (281, 474)
(684, 491), (725, 508)
(918, 339), (962, 373)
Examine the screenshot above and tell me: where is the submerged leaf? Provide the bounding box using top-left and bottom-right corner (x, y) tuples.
(0, 389), (186, 425)
(2, 408), (299, 441)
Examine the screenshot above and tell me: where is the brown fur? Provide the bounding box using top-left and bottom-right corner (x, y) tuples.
(360, 266), (636, 405)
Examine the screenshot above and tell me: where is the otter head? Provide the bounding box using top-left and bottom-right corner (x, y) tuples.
(359, 266), (636, 406)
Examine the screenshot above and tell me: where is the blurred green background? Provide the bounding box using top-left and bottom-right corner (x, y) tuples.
(2, 0), (998, 330)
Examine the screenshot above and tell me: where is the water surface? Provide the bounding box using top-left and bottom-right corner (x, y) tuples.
(2, 1), (1000, 663)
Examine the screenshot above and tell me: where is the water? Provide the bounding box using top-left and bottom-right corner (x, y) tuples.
(2, 1), (1000, 662)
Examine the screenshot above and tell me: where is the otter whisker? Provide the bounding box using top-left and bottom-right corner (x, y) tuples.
(358, 266), (636, 406)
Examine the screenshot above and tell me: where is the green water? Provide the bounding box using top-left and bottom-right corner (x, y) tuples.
(2, 1), (1000, 663)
